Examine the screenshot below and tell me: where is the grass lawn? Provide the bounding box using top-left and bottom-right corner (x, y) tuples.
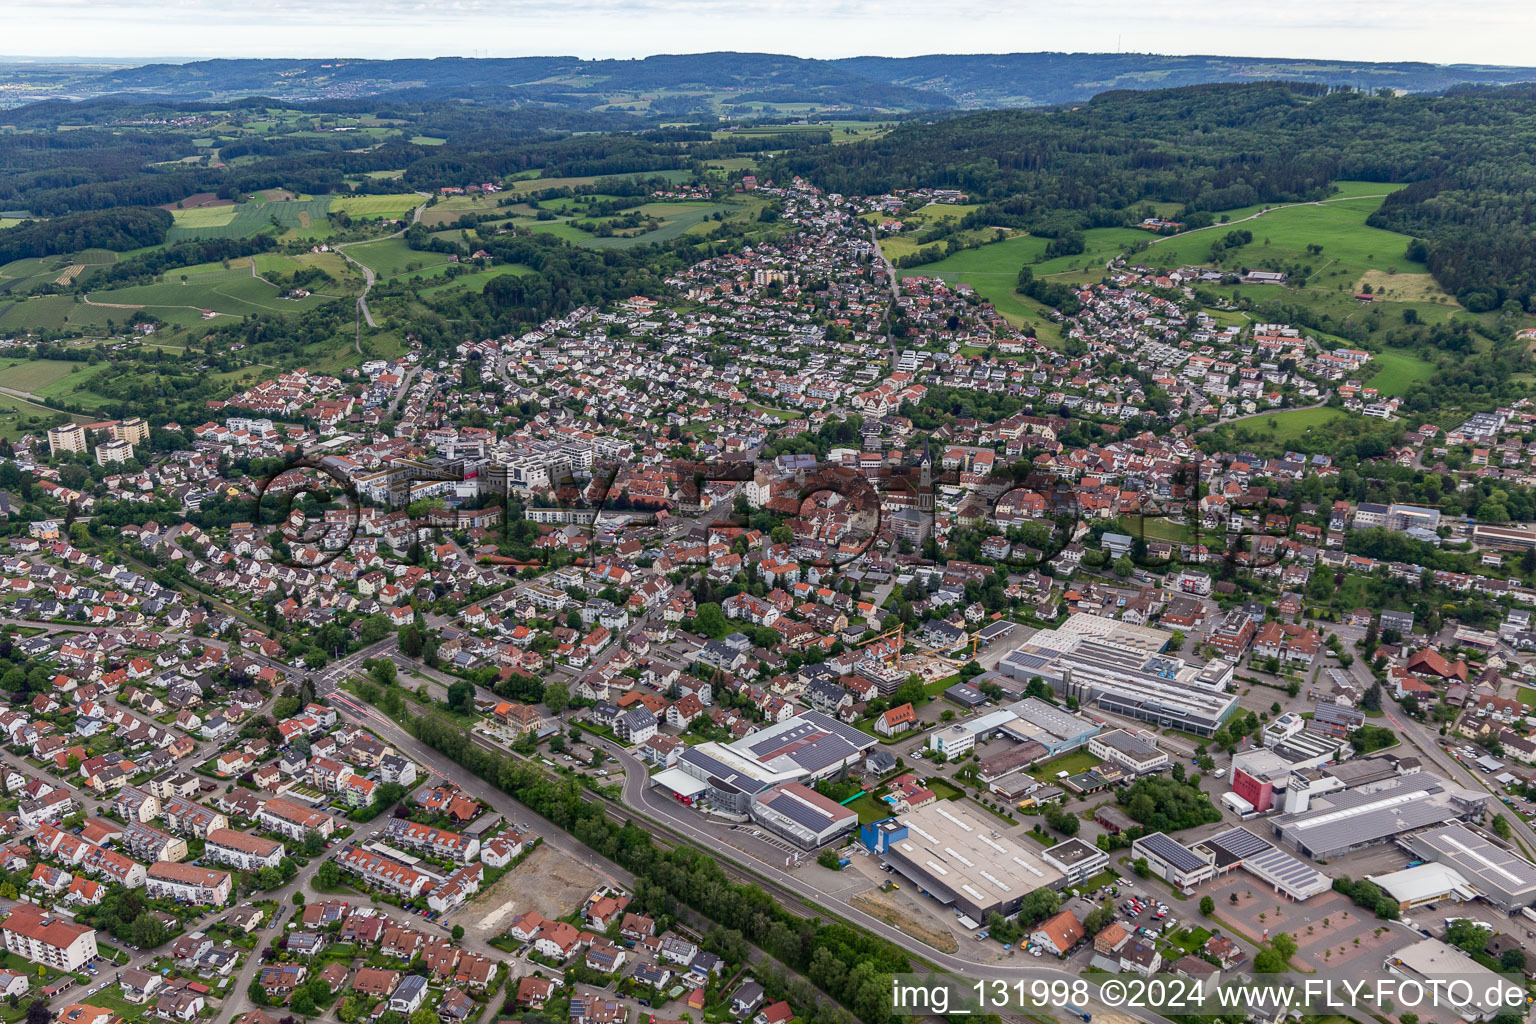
(1166, 925), (1213, 956)
(899, 235), (1060, 337)
(1241, 406), (1359, 444)
(1078, 868), (1122, 892)
(1365, 348), (1436, 397)
(1517, 687), (1536, 707)
(79, 987), (149, 1021)
(416, 263), (535, 297)
(925, 777), (965, 801)
(1115, 514), (1197, 545)
(845, 791), (896, 824)
(1028, 749), (1102, 780)
(346, 237), (444, 278)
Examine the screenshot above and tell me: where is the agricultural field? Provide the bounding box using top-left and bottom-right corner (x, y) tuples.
(1129, 188), (1481, 338)
(33, 361), (118, 408)
(418, 194), (505, 228)
(0, 358), (84, 393)
(87, 267), (337, 318)
(861, 202), (980, 229)
(329, 193), (423, 220)
(166, 197), (332, 241)
(898, 235), (1055, 333)
(168, 205), (240, 230)
(345, 238), (453, 279)
(512, 198), (749, 250)
(1142, 193), (1412, 273)
(0, 392), (81, 441)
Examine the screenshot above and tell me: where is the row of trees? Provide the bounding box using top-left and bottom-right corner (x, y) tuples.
(405, 710), (907, 1024)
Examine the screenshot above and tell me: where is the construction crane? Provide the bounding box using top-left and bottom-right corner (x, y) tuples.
(854, 624), (904, 666)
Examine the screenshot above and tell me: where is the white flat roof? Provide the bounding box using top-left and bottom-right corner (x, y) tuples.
(653, 768), (710, 798)
(1369, 862), (1476, 904)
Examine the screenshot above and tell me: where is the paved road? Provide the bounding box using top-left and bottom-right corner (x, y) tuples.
(335, 193), (431, 346)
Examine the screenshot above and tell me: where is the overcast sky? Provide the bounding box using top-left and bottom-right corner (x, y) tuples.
(6, 0), (1535, 66)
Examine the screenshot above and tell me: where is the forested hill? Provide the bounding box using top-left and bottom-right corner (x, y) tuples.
(21, 51), (1536, 111)
(74, 54), (954, 113)
(833, 52), (1536, 107)
(768, 82), (1536, 313)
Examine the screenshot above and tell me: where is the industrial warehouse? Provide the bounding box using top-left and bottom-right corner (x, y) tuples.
(861, 802), (1064, 923)
(665, 710), (877, 814)
(1268, 773), (1489, 859)
(1400, 823), (1536, 911)
(997, 613), (1239, 737)
(748, 782), (859, 849)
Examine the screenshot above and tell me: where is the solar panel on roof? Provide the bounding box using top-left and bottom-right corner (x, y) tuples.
(766, 793), (838, 830)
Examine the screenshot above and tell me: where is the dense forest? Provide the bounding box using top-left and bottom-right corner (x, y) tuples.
(769, 82), (1536, 310)
(0, 206), (171, 260)
(0, 96), (833, 219)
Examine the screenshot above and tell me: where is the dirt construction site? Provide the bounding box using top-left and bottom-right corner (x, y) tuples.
(452, 842), (608, 944)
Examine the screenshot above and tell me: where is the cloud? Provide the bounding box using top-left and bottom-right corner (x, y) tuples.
(5, 0), (1535, 64)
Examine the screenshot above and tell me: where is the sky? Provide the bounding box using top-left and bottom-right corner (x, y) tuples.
(5, 0), (1536, 66)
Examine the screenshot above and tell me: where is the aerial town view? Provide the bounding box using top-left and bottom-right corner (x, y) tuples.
(2, 5), (1536, 1024)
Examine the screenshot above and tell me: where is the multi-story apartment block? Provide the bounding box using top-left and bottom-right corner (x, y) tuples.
(1, 906), (97, 970)
(145, 862), (232, 906)
(120, 821), (187, 863)
(336, 846), (430, 898)
(161, 796), (228, 839)
(257, 799), (334, 840)
(381, 819), (480, 863)
(203, 828), (285, 872)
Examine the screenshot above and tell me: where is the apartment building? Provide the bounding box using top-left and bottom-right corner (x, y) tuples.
(203, 828), (285, 872)
(0, 907), (98, 970)
(257, 798), (334, 840)
(120, 821), (187, 863)
(381, 819), (480, 864)
(145, 863), (233, 906)
(47, 424), (87, 457)
(336, 846), (431, 898)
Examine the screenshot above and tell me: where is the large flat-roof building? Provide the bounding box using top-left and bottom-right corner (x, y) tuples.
(875, 802), (1063, 923)
(1130, 832), (1215, 891)
(748, 782), (858, 850)
(1406, 823), (1536, 911)
(1269, 774), (1487, 859)
(1384, 938), (1517, 1021)
(999, 697), (1100, 754)
(997, 614), (1238, 737)
(675, 711), (875, 814)
(1194, 827), (1330, 901)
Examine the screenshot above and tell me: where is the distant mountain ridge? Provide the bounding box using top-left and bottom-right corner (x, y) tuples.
(23, 51), (1536, 111)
